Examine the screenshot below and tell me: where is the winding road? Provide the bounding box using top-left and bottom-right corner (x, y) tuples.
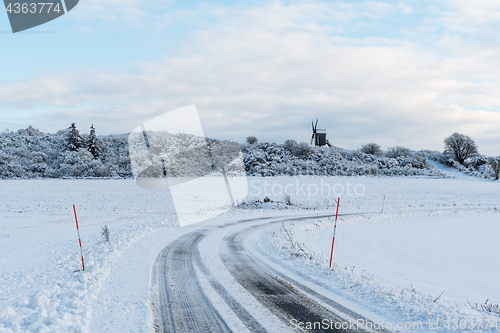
(151, 214), (388, 333)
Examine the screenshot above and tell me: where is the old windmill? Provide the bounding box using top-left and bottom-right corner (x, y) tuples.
(310, 119), (333, 147)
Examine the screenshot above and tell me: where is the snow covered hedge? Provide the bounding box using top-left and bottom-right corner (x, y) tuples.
(421, 150), (495, 179)
(242, 142), (448, 178)
(1, 125), (491, 179)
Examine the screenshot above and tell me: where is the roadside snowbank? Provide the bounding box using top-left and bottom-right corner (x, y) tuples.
(0, 221), (172, 333)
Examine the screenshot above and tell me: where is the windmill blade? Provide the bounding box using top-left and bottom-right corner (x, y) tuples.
(310, 133), (315, 146)
(315, 119), (318, 130)
(311, 120), (315, 132)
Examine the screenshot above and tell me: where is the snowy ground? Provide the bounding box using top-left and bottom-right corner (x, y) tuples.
(246, 175), (500, 331)
(0, 175), (499, 332)
(0, 180), (178, 333)
(252, 210), (500, 332)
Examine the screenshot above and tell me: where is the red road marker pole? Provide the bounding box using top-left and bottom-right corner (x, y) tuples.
(329, 197), (340, 268)
(381, 195), (386, 214)
(73, 205), (85, 271)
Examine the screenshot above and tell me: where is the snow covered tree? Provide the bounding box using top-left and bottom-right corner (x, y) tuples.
(284, 139), (297, 151)
(291, 142), (314, 157)
(360, 143), (382, 156)
(86, 124), (100, 159)
(65, 123), (83, 152)
(246, 136), (258, 144)
(386, 146), (412, 158)
(489, 157), (500, 180)
(444, 133), (478, 165)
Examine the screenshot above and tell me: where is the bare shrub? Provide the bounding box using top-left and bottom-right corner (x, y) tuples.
(433, 292), (444, 302)
(102, 225), (110, 244)
(280, 223), (321, 260)
(410, 284), (417, 294)
(468, 299), (500, 315)
(284, 194), (292, 206)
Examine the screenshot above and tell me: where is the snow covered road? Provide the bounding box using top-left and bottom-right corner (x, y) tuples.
(150, 213), (387, 333)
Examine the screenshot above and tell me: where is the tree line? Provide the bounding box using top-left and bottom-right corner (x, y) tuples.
(0, 126), (498, 179)
(246, 133), (499, 180)
(0, 124), (131, 179)
(357, 133), (499, 180)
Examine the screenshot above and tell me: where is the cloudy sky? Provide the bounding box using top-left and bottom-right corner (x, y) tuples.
(1, 0), (500, 155)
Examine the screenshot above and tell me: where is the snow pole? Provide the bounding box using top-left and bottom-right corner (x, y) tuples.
(73, 205), (85, 271)
(329, 197), (340, 268)
(381, 195), (386, 214)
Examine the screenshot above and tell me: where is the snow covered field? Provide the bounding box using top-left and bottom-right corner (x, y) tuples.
(253, 210), (500, 332)
(248, 176), (500, 332)
(0, 175), (499, 332)
(0, 180), (178, 333)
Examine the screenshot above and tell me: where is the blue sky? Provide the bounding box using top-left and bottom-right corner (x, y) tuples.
(1, 0), (500, 155)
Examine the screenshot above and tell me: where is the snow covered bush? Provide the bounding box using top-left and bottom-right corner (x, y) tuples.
(489, 157), (500, 180)
(360, 143), (382, 156)
(128, 131), (245, 178)
(421, 150), (495, 179)
(284, 139), (297, 151)
(385, 146), (413, 158)
(242, 142), (447, 178)
(290, 142), (314, 157)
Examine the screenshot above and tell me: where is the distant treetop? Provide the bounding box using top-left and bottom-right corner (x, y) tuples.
(65, 123), (84, 152)
(246, 136), (258, 144)
(444, 133), (478, 165)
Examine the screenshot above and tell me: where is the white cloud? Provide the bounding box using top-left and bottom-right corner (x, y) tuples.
(1, 0), (500, 155)
(440, 0), (500, 27)
(71, 0), (173, 23)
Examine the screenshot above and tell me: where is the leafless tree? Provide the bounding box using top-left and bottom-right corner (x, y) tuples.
(246, 136), (258, 144)
(444, 133), (478, 165)
(360, 143), (382, 156)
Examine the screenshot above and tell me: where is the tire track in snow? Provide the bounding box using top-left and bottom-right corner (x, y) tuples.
(152, 213), (384, 332)
(152, 228), (267, 333)
(220, 220), (390, 333)
(219, 217), (378, 333)
(152, 231), (231, 333)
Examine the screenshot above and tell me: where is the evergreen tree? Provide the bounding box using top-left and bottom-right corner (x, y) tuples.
(87, 124), (100, 159)
(66, 123), (83, 151)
